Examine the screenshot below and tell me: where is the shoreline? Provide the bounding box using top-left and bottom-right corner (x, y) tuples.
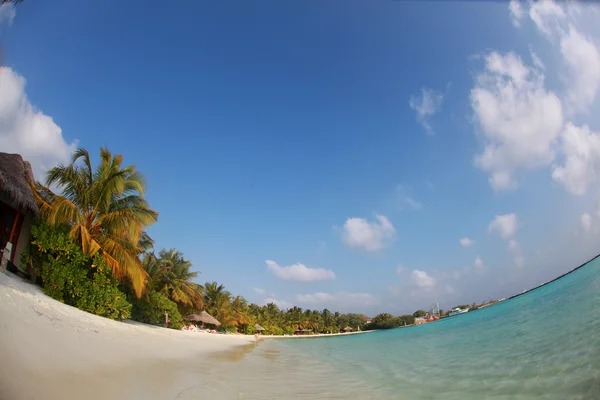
(260, 330), (377, 339)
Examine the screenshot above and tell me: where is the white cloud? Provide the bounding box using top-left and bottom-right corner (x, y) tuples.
(263, 297), (293, 310)
(560, 27), (600, 114)
(460, 237), (474, 247)
(581, 212), (592, 233)
(489, 214), (524, 266)
(409, 88), (444, 135)
(0, 3), (16, 26)
(253, 287), (266, 295)
(519, 0), (600, 115)
(295, 292), (380, 307)
(471, 52), (563, 191)
(397, 185), (423, 210)
(266, 260), (335, 282)
(0, 67), (77, 183)
(529, 0), (566, 38)
(509, 0), (525, 27)
(341, 214), (396, 252)
(552, 123), (600, 196)
(396, 265), (406, 275)
(411, 270), (436, 289)
(488, 213), (518, 239)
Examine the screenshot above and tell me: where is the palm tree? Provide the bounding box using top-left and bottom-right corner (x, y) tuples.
(33, 148), (158, 297)
(203, 281), (231, 316)
(230, 296), (251, 328)
(144, 249), (203, 309)
(138, 231), (155, 255)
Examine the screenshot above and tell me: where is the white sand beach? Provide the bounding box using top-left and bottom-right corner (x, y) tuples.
(0, 272), (256, 400)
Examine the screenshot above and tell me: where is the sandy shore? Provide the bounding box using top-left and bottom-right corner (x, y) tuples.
(0, 272), (256, 400)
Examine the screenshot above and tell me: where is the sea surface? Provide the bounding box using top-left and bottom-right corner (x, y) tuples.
(184, 257), (600, 399)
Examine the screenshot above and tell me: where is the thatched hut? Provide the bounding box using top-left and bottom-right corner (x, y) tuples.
(342, 326), (353, 332)
(255, 324), (265, 333)
(0, 153), (38, 276)
(185, 311), (221, 327)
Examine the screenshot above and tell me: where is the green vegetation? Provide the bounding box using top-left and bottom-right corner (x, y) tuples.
(32, 148), (158, 298)
(365, 313), (415, 330)
(21, 147), (372, 334)
(22, 221), (132, 320)
(130, 291), (184, 330)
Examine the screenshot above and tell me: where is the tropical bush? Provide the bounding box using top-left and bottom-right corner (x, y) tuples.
(22, 221), (132, 320)
(130, 291), (184, 330)
(32, 148), (158, 298)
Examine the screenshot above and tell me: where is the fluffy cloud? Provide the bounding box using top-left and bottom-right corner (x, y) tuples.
(295, 292), (380, 307)
(460, 237), (474, 247)
(266, 260), (335, 282)
(509, 0), (524, 27)
(471, 51), (563, 191)
(0, 3), (16, 26)
(341, 214), (396, 252)
(411, 270), (436, 289)
(253, 287), (266, 295)
(488, 213), (518, 239)
(0, 67), (77, 182)
(552, 124), (600, 196)
(581, 212), (592, 233)
(528, 0), (566, 38)
(560, 27), (600, 114)
(409, 88), (444, 135)
(489, 214), (524, 267)
(263, 297), (293, 310)
(523, 0), (600, 115)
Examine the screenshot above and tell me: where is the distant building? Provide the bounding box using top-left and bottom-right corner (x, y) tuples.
(0, 153), (38, 276)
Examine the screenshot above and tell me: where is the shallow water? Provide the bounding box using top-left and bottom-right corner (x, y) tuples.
(193, 256), (600, 399)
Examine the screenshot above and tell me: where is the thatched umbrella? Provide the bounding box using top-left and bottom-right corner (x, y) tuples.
(343, 326), (353, 332)
(0, 153), (38, 214)
(185, 311), (221, 327)
(255, 324), (265, 331)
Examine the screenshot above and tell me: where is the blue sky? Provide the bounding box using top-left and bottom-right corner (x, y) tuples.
(2, 0), (600, 314)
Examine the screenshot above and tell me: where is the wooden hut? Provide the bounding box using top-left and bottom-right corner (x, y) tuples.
(0, 153), (38, 277)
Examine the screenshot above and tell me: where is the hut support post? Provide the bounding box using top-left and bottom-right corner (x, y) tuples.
(8, 206), (22, 244)
(8, 206), (22, 263)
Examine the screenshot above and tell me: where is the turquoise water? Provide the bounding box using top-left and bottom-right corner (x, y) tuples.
(183, 258), (600, 399)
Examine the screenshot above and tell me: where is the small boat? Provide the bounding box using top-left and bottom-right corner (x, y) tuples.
(448, 307), (469, 317)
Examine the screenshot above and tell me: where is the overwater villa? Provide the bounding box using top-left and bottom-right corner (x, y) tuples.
(0, 153), (38, 278)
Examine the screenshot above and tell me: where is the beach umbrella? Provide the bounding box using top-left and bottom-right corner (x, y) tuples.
(343, 326), (353, 332)
(185, 311), (221, 327)
(255, 324), (265, 331)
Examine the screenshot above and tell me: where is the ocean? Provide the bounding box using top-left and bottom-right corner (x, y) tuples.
(182, 257), (600, 399)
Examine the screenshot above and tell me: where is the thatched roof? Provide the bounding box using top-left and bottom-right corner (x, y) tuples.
(0, 153), (38, 214)
(185, 311), (221, 327)
(343, 326), (353, 331)
(255, 324), (265, 331)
